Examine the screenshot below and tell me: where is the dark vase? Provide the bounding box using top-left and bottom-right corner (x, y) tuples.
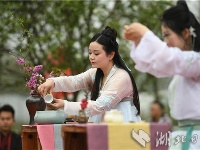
(26, 92), (46, 125)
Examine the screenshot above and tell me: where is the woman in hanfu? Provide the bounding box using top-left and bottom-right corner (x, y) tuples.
(124, 1), (200, 149)
(38, 26), (141, 123)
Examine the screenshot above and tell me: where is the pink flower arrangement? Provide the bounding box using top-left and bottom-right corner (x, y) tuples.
(14, 56), (45, 94)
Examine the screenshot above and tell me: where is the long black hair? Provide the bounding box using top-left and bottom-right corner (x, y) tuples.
(90, 26), (140, 115)
(161, 0), (200, 51)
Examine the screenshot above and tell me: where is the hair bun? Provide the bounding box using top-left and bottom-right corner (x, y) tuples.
(177, 0), (189, 11)
(101, 26), (117, 41)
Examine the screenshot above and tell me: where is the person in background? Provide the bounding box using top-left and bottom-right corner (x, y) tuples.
(38, 26), (141, 123)
(124, 0), (200, 149)
(0, 105), (22, 150)
(150, 101), (171, 126)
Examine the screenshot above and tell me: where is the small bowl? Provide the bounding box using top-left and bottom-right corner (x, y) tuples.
(44, 94), (53, 103)
(34, 110), (65, 124)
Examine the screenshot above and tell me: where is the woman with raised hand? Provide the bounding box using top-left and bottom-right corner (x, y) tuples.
(38, 26), (141, 123)
(124, 1), (200, 149)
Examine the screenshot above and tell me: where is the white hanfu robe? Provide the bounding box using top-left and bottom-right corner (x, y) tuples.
(50, 65), (141, 123)
(130, 31), (200, 150)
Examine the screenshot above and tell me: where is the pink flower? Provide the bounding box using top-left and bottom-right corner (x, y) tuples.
(33, 65), (43, 72)
(27, 74), (37, 88)
(16, 58), (25, 65)
(30, 90), (34, 95)
(80, 99), (88, 110)
(32, 72), (38, 76)
(25, 67), (32, 72)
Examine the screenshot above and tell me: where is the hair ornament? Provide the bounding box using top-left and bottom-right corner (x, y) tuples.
(189, 26), (197, 38)
(189, 26), (196, 49)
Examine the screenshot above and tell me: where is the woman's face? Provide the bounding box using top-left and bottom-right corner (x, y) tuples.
(150, 103), (163, 120)
(89, 42), (113, 68)
(161, 25), (186, 50)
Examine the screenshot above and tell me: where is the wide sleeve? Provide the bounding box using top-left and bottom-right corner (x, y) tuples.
(49, 68), (96, 92)
(63, 70), (134, 116)
(130, 31), (200, 79)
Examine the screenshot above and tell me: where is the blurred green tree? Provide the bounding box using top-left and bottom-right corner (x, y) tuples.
(0, 0), (172, 101)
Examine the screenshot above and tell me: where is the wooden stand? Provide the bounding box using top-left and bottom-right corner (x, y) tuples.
(21, 125), (42, 150)
(62, 125), (87, 150)
(21, 124), (88, 150)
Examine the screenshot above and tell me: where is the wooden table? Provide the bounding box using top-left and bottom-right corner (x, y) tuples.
(21, 123), (83, 150)
(21, 125), (42, 150)
(21, 123), (170, 150)
(62, 125), (87, 150)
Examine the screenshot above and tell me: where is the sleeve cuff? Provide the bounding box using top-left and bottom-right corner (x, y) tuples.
(130, 31), (153, 58)
(63, 101), (81, 116)
(63, 100), (68, 116)
(47, 77), (60, 92)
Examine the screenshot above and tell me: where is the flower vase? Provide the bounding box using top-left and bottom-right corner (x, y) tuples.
(26, 92), (46, 125)
(78, 110), (87, 123)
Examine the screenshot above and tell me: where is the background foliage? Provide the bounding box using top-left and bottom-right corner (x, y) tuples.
(0, 0), (173, 101)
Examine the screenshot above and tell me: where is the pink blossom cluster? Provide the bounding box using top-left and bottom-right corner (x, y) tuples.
(15, 57), (45, 94)
(16, 58), (25, 65)
(27, 73), (44, 89)
(33, 65), (43, 72)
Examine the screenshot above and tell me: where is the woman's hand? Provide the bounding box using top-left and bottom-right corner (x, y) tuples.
(38, 79), (55, 97)
(46, 98), (65, 110)
(123, 23), (149, 45)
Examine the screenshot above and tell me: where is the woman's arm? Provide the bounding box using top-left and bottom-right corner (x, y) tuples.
(50, 68), (95, 92)
(38, 68), (95, 96)
(61, 71), (134, 116)
(131, 31), (200, 78)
